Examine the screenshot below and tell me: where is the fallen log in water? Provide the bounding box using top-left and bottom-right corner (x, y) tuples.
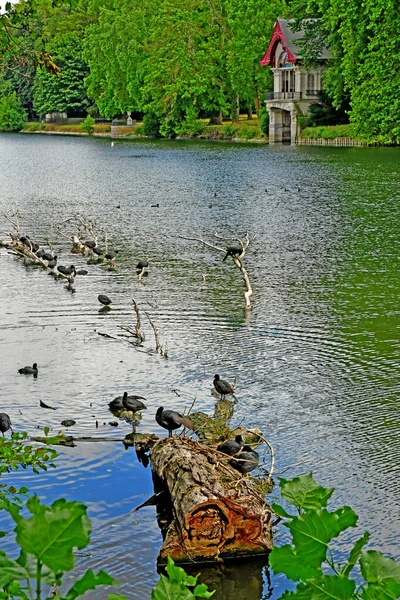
(150, 436), (273, 564)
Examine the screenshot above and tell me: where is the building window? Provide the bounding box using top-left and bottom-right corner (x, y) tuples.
(307, 73), (315, 94)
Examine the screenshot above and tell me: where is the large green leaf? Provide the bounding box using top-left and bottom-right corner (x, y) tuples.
(287, 507), (358, 569)
(308, 575), (356, 599)
(63, 569), (117, 600)
(279, 474), (334, 511)
(0, 552), (29, 588)
(269, 544), (322, 581)
(341, 533), (370, 577)
(360, 551), (400, 599)
(13, 497), (91, 572)
(151, 573), (194, 600)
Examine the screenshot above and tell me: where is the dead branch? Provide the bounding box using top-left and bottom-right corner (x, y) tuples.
(181, 231), (255, 310)
(132, 298), (145, 342)
(145, 311), (161, 352)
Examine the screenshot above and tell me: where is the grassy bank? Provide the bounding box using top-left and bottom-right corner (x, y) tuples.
(22, 114), (266, 141)
(300, 124), (360, 140)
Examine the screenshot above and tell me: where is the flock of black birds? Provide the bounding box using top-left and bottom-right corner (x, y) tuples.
(4, 366), (259, 474)
(5, 234), (260, 476)
(10, 232), (151, 310)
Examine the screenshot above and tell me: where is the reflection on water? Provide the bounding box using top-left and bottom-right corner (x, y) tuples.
(0, 135), (400, 598)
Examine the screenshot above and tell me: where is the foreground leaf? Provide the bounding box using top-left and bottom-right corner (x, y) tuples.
(269, 544), (321, 581)
(342, 533), (370, 577)
(151, 573), (194, 600)
(308, 575), (356, 598)
(0, 552), (29, 588)
(279, 474), (334, 511)
(63, 569), (117, 600)
(360, 551), (400, 598)
(13, 497), (91, 572)
(287, 507), (357, 569)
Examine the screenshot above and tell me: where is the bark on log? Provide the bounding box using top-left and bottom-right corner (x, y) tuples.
(150, 437), (273, 564)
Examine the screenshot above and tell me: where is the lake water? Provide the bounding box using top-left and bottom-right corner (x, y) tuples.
(0, 133), (399, 599)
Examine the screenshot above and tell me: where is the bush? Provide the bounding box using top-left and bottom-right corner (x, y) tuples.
(221, 123), (239, 138)
(81, 115), (95, 134)
(176, 119), (205, 137)
(23, 121), (47, 132)
(238, 125), (257, 139)
(142, 112), (161, 137)
(0, 92), (27, 131)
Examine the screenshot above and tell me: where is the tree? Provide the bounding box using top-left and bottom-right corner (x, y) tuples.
(224, 0), (283, 118)
(33, 32), (89, 117)
(0, 90), (27, 130)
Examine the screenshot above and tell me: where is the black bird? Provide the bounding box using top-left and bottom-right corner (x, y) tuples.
(105, 251), (118, 266)
(85, 240), (96, 250)
(18, 363), (38, 376)
(35, 248), (45, 259)
(136, 258), (150, 271)
(122, 392), (147, 412)
(47, 255), (57, 271)
(57, 265), (76, 277)
(19, 235), (30, 246)
(155, 406), (194, 437)
(31, 243), (40, 253)
(217, 434), (244, 456)
(98, 294), (112, 306)
(213, 374), (235, 399)
(93, 247), (103, 256)
(109, 391), (147, 412)
(222, 246), (243, 262)
(0, 413), (12, 437)
(230, 445), (259, 474)
(42, 252), (54, 262)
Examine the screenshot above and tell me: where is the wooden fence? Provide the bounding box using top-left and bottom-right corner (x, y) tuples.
(296, 136), (378, 147)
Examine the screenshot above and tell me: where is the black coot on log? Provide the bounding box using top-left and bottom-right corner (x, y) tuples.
(217, 434), (244, 456)
(155, 407), (194, 437)
(213, 374), (234, 399)
(230, 445), (259, 474)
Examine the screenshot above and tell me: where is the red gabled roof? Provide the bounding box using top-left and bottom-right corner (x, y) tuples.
(260, 20), (298, 66)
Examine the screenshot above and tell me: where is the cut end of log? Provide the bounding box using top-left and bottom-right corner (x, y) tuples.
(151, 437), (273, 564)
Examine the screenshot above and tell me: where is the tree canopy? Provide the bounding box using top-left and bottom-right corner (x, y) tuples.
(0, 0), (400, 141)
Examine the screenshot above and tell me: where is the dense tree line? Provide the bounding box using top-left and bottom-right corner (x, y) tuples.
(0, 0), (399, 141)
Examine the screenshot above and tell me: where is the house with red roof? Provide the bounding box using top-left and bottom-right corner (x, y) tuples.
(260, 19), (329, 143)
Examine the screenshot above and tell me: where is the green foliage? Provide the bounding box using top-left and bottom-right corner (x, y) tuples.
(81, 114), (95, 133)
(0, 433), (57, 476)
(151, 556), (214, 600)
(237, 124), (257, 139)
(142, 112), (161, 137)
(300, 124), (357, 140)
(259, 107), (269, 135)
(221, 123), (239, 137)
(307, 91), (349, 127)
(0, 92), (27, 131)
(33, 33), (90, 118)
(0, 496), (117, 599)
(270, 473), (400, 599)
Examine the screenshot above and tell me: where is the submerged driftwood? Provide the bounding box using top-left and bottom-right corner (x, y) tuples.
(150, 437), (273, 564)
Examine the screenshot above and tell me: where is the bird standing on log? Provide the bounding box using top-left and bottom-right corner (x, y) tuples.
(213, 374), (235, 399)
(217, 434), (244, 456)
(230, 445), (259, 474)
(222, 246), (243, 262)
(0, 413), (12, 437)
(155, 407), (194, 437)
